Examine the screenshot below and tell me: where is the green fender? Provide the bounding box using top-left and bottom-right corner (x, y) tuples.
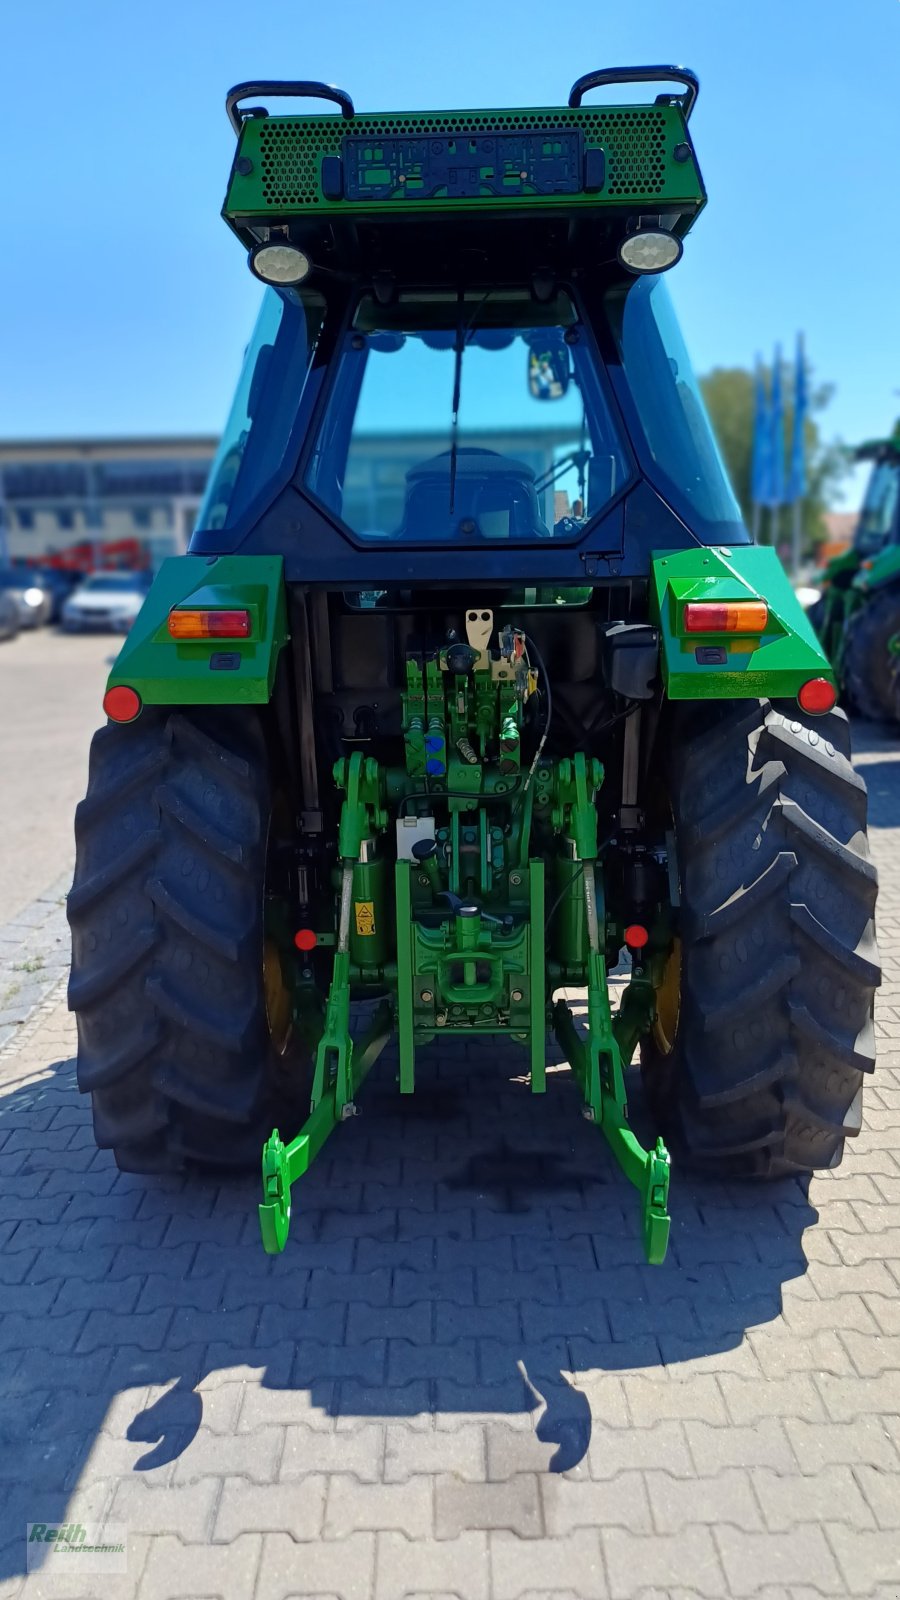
(851, 542), (900, 596)
(817, 545), (861, 587)
(650, 545), (834, 700)
(106, 555), (289, 707)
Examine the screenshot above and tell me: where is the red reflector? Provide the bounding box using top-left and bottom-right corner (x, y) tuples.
(683, 600), (768, 634)
(293, 928), (318, 952)
(798, 677), (836, 714)
(168, 608), (251, 640)
(625, 923), (650, 950)
(103, 685), (141, 723)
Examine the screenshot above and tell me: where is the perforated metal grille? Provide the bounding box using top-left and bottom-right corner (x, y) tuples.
(256, 108), (669, 206)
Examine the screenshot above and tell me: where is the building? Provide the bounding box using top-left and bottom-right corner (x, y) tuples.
(821, 511), (858, 551)
(0, 423), (585, 569)
(0, 437), (217, 569)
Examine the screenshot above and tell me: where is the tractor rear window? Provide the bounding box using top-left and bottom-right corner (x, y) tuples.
(304, 290), (630, 544)
(604, 277), (747, 543)
(197, 289), (326, 533)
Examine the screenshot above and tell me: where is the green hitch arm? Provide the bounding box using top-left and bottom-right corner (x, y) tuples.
(600, 1109), (671, 1268)
(259, 752), (393, 1256)
(259, 1097), (340, 1254)
(554, 994), (671, 1266)
(258, 997), (394, 1254)
(550, 760), (673, 1266)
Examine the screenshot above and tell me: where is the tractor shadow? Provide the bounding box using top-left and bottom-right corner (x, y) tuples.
(0, 1034), (815, 1581)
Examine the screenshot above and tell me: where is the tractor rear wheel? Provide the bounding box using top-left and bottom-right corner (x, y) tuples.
(890, 651), (900, 724)
(641, 700), (879, 1177)
(805, 596), (826, 637)
(67, 706), (311, 1173)
(842, 590), (900, 720)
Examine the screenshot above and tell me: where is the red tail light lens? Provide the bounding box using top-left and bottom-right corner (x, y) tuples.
(683, 601), (769, 634)
(103, 685), (142, 723)
(798, 677), (836, 714)
(168, 609), (251, 640)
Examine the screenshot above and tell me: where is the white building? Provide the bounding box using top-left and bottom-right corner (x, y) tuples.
(0, 437), (216, 568)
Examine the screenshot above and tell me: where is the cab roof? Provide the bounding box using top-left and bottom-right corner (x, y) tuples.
(221, 68), (705, 280)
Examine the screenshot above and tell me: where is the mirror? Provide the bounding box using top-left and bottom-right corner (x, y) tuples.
(527, 335), (570, 400)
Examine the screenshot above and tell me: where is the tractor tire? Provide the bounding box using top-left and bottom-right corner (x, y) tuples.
(890, 652), (900, 724)
(641, 700), (879, 1177)
(842, 589), (900, 720)
(805, 596), (825, 638)
(67, 706), (311, 1173)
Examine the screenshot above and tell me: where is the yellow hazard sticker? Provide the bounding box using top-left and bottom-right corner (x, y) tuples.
(354, 901), (376, 937)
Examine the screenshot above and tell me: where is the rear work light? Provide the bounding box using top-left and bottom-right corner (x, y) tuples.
(798, 677), (837, 714)
(168, 609), (251, 640)
(683, 601), (769, 634)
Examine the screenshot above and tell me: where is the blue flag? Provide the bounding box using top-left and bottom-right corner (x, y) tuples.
(769, 345), (786, 509)
(787, 334), (807, 503)
(750, 356), (772, 508)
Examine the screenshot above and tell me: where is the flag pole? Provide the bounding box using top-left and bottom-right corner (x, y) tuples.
(788, 333), (807, 577)
(770, 343), (785, 556)
(751, 355), (770, 544)
(791, 498), (802, 576)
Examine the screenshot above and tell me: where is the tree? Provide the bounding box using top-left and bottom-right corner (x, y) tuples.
(700, 362), (850, 552)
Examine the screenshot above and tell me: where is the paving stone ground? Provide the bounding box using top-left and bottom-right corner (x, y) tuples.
(0, 721), (898, 1600)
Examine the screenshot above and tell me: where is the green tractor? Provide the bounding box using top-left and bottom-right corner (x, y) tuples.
(67, 69), (880, 1267)
(805, 422), (900, 718)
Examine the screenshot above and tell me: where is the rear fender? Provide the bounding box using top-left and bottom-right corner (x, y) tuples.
(650, 545), (834, 700)
(852, 543), (900, 595)
(105, 555), (288, 707)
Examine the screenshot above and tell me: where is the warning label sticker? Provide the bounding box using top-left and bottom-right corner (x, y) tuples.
(354, 901), (376, 937)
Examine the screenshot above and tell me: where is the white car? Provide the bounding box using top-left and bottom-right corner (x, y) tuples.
(61, 571), (151, 633)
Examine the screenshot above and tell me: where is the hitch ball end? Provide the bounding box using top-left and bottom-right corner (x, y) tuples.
(642, 1137), (672, 1266)
(259, 1129), (291, 1254)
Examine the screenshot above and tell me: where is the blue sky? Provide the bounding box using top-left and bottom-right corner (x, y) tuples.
(4, 0), (898, 506)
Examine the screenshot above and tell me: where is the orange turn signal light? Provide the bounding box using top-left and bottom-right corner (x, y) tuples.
(683, 601), (769, 634)
(167, 608), (251, 640)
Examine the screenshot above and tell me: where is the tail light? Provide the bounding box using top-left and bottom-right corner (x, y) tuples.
(103, 685), (141, 723)
(683, 601), (768, 634)
(798, 678), (836, 714)
(168, 609), (251, 640)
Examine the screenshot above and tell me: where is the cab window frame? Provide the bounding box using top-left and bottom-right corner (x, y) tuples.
(295, 279), (639, 553)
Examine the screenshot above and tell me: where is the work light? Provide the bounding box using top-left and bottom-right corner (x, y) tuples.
(248, 242), (312, 286)
(618, 229), (683, 275)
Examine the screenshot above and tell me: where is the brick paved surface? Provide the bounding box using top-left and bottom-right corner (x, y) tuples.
(0, 723), (898, 1600)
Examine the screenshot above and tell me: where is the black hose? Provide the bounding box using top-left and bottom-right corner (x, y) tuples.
(544, 862), (584, 930)
(398, 783), (522, 816)
(523, 635), (553, 754)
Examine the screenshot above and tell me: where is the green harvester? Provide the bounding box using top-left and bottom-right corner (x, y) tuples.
(67, 69), (880, 1267)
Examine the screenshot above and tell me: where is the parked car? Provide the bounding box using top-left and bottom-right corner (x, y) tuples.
(25, 566), (81, 623)
(61, 570), (152, 633)
(0, 590), (20, 642)
(0, 568), (54, 627)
